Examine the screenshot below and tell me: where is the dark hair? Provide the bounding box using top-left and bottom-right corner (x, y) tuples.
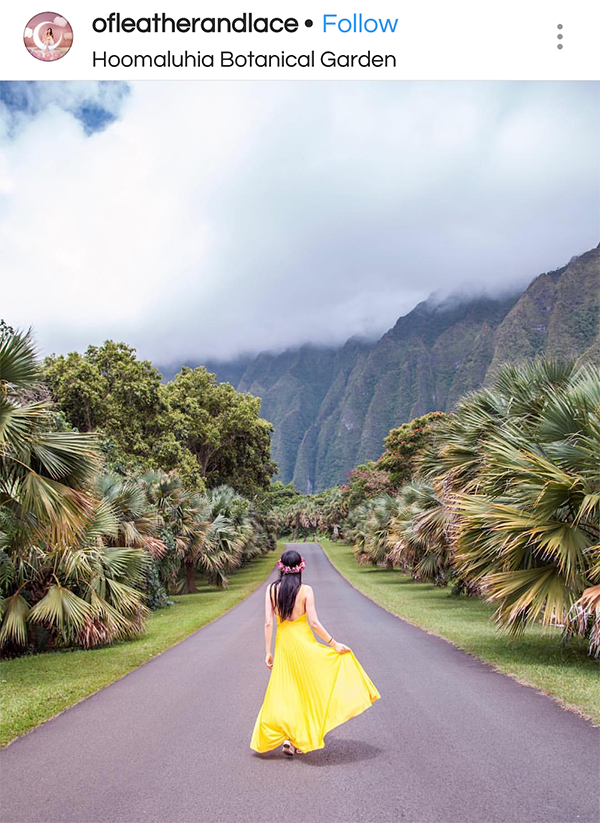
(269, 549), (302, 621)
(47, 28), (53, 35)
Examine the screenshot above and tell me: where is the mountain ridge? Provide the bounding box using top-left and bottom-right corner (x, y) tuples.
(161, 245), (599, 491)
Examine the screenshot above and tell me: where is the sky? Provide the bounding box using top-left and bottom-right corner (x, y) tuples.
(1, 80), (598, 365)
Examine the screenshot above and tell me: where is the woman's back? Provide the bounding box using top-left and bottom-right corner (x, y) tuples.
(271, 582), (308, 622)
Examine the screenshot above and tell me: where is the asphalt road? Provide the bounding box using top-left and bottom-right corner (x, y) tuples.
(1, 542), (598, 823)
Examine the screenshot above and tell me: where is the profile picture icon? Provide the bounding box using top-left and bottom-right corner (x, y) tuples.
(24, 12), (73, 62)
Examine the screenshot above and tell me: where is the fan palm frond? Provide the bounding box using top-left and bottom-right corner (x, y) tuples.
(0, 593), (30, 646)
(29, 583), (93, 644)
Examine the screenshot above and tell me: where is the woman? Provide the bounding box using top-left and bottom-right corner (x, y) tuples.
(250, 548), (381, 757)
(42, 28), (55, 59)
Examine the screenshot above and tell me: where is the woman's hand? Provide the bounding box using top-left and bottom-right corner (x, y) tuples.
(264, 652), (273, 669)
(332, 641), (351, 654)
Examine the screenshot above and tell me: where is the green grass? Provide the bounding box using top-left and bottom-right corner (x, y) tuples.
(0, 548), (279, 748)
(319, 538), (600, 725)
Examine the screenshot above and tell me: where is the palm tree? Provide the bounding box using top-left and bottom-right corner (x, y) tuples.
(286, 501), (304, 541)
(363, 495), (398, 567)
(341, 359), (599, 652)
(97, 472), (165, 557)
(0, 326), (100, 545)
(386, 481), (452, 583)
(344, 499), (374, 562)
(298, 499), (320, 541)
(319, 488), (348, 540)
(454, 362), (599, 636)
(147, 476), (207, 594)
(564, 581), (600, 658)
(344, 495), (398, 567)
(201, 486), (249, 586)
(0, 327), (148, 653)
(0, 477), (151, 652)
(422, 359), (579, 495)
(143, 476), (250, 593)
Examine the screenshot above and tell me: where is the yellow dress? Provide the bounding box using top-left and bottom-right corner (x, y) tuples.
(250, 609), (381, 753)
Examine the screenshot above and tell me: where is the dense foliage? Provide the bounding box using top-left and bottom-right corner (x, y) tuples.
(338, 462), (396, 512)
(163, 366), (276, 495)
(378, 412), (448, 487)
(0, 327), (276, 658)
(5, 313), (598, 660)
(44, 343), (276, 494)
(344, 360), (600, 655)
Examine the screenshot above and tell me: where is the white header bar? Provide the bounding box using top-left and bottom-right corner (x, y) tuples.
(3, 1), (599, 81)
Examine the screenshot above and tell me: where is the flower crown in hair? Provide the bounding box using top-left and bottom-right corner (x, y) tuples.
(277, 556), (306, 574)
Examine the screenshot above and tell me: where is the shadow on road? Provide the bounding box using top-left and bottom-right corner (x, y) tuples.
(253, 738), (382, 767)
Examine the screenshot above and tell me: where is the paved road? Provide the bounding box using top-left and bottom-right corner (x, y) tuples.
(1, 543), (598, 823)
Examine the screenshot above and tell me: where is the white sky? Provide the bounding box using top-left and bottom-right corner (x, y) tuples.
(1, 80), (598, 363)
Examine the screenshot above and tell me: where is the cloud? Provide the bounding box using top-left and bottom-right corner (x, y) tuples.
(24, 27), (32, 38)
(0, 81), (129, 137)
(0, 81), (598, 364)
(53, 16), (68, 27)
(64, 32), (73, 40)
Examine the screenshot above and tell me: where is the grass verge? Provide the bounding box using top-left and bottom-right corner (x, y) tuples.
(0, 548), (278, 748)
(319, 538), (599, 725)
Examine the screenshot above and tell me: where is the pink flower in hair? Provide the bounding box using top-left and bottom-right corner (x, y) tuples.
(277, 556), (306, 574)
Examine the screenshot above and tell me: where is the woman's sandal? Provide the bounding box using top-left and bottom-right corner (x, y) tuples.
(282, 740), (304, 757)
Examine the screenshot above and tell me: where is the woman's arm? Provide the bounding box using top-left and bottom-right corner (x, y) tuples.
(264, 584), (274, 668)
(305, 586), (350, 653)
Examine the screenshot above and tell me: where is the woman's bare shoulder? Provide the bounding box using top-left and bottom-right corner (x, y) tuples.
(302, 583), (314, 593)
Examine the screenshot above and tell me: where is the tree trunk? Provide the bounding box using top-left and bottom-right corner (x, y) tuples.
(185, 562), (197, 593)
(386, 559), (394, 570)
(193, 445), (213, 479)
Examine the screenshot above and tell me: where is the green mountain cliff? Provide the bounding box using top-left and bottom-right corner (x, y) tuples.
(194, 244), (600, 491)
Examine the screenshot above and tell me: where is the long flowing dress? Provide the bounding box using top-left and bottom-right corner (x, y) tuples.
(250, 607), (381, 753)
